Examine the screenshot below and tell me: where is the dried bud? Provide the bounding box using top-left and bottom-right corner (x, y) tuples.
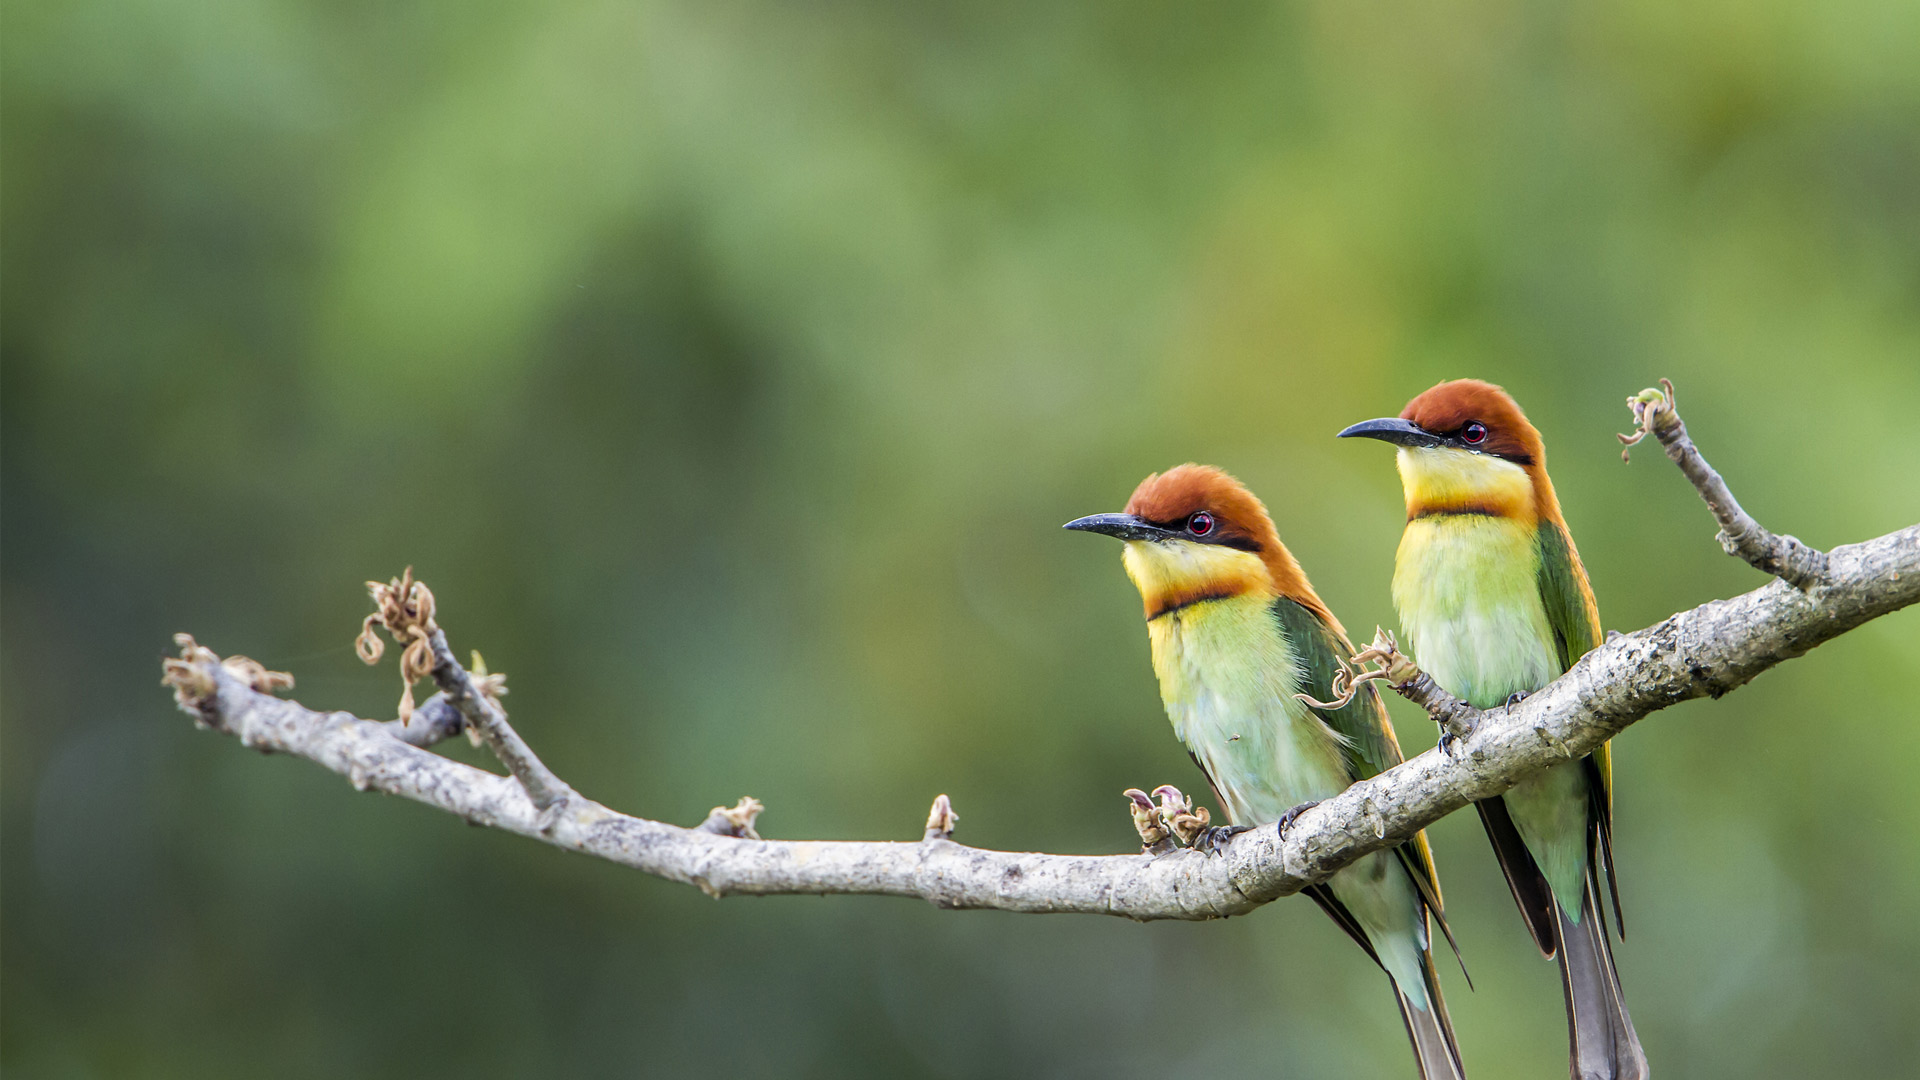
(923, 794), (958, 841)
(1618, 378), (1677, 462)
(357, 568), (442, 725)
(699, 796), (765, 840)
(1150, 785), (1212, 847)
(1123, 788), (1172, 853)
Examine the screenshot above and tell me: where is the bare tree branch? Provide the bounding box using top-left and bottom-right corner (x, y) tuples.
(161, 522), (1919, 920)
(159, 386), (1920, 921)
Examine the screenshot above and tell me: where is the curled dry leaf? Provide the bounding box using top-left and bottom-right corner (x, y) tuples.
(1151, 784), (1211, 847)
(221, 655), (294, 695)
(162, 633), (293, 708)
(1616, 378), (1677, 463)
(1295, 627), (1417, 711)
(356, 567), (440, 724)
(161, 633), (220, 708)
(1123, 788), (1177, 855)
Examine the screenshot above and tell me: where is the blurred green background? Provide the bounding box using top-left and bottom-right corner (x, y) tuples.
(6, 1), (1919, 1077)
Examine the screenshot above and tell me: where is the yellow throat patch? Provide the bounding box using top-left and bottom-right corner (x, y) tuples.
(1121, 539), (1271, 621)
(1396, 446), (1535, 523)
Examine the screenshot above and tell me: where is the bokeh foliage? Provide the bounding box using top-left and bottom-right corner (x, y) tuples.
(5, 1), (1919, 1077)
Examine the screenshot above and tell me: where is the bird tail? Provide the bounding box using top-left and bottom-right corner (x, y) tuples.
(1554, 876), (1647, 1080)
(1393, 947), (1466, 1080)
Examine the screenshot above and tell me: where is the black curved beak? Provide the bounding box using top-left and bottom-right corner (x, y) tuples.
(1062, 513), (1179, 542)
(1336, 417), (1443, 449)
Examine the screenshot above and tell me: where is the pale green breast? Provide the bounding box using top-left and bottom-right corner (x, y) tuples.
(1396, 514), (1594, 912)
(1149, 593), (1434, 1005)
(1144, 594), (1352, 825)
(1392, 515), (1560, 709)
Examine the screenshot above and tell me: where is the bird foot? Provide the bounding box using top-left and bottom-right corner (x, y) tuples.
(1192, 824), (1252, 856)
(1435, 691), (1522, 755)
(1437, 711), (1482, 754)
(1275, 800), (1322, 838)
(1432, 695), (1497, 755)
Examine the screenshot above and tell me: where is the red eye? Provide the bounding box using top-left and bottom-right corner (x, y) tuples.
(1462, 422), (1488, 445)
(1187, 512), (1214, 536)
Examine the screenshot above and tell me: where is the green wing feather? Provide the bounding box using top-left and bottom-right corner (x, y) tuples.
(1535, 524), (1602, 681)
(1272, 598), (1399, 780)
(1535, 520), (1626, 936)
(1272, 598), (1464, 972)
(1534, 521), (1607, 804)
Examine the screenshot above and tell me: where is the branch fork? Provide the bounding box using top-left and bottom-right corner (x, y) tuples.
(355, 569), (572, 815)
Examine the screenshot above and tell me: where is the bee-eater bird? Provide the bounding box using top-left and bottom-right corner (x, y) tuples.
(1067, 464), (1466, 1080)
(1339, 380), (1646, 1080)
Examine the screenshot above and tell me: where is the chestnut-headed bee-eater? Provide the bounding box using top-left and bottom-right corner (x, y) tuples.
(1340, 380), (1646, 1080)
(1067, 464), (1466, 1080)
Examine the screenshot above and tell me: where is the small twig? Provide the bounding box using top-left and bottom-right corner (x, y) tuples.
(1292, 628), (1481, 745)
(461, 650), (508, 748)
(1295, 627), (1414, 711)
(1364, 631), (1480, 743)
(923, 794), (958, 842)
(1615, 379), (1675, 464)
(384, 692), (467, 748)
(1620, 379), (1829, 589)
(1293, 661), (1377, 711)
(699, 796), (766, 840)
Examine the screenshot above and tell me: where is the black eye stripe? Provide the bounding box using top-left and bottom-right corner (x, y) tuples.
(1142, 513), (1263, 553)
